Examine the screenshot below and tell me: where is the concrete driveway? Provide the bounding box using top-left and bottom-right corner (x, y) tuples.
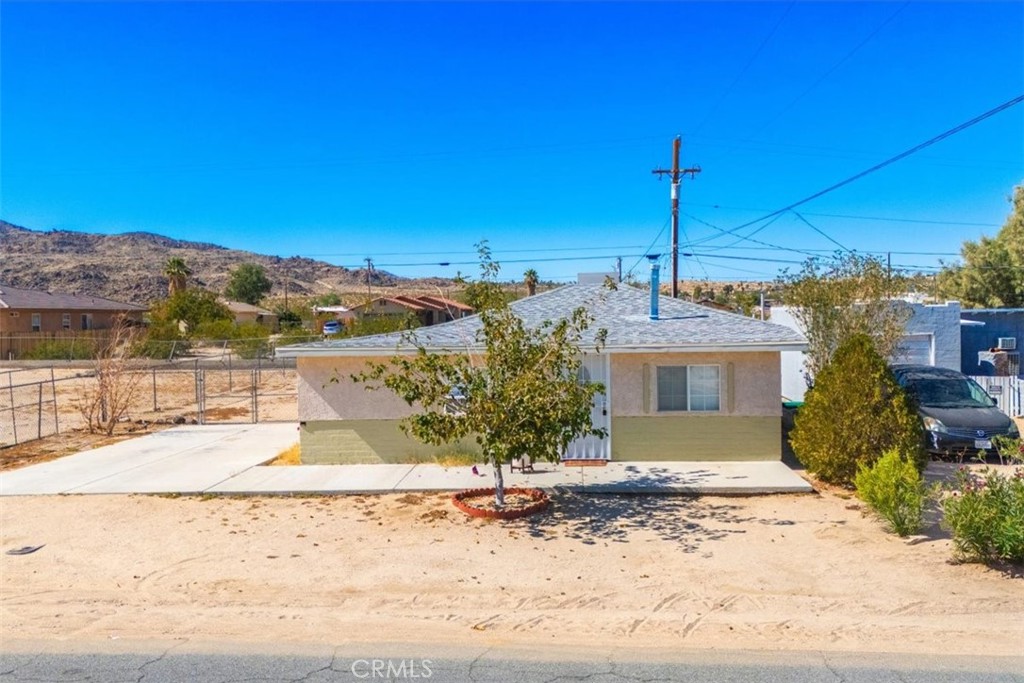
(0, 423), (812, 496)
(0, 424), (299, 495)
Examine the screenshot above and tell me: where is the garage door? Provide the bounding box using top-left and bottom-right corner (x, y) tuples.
(894, 334), (933, 365)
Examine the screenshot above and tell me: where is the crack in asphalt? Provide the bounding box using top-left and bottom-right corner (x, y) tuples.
(466, 647), (492, 683)
(135, 638), (189, 683)
(820, 652), (849, 683)
(286, 647), (341, 683)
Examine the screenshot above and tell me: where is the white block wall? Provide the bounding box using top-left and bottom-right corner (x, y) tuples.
(773, 302), (962, 402)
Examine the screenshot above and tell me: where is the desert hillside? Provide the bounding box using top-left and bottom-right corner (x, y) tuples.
(0, 221), (448, 305)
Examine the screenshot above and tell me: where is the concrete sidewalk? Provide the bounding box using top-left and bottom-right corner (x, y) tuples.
(0, 424), (813, 496)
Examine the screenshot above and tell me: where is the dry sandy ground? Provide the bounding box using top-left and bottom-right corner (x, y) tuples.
(1, 490), (1021, 657)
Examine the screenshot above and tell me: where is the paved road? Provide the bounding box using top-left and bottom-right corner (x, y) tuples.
(1, 645), (1021, 682)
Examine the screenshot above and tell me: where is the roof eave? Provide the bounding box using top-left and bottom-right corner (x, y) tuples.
(276, 339), (807, 358)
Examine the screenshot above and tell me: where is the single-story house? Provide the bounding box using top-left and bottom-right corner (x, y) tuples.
(276, 280), (806, 465)
(773, 301), (966, 402)
(960, 308), (1023, 377)
(0, 283), (146, 359)
(221, 300), (279, 332)
(350, 295), (473, 327)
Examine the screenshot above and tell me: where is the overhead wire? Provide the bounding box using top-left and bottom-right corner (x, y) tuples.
(691, 1), (796, 136)
(696, 94), (1024, 246)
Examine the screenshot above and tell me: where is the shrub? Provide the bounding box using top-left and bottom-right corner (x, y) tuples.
(790, 334), (924, 486)
(23, 338), (97, 360)
(854, 448), (927, 536)
(942, 464), (1024, 565)
(193, 319), (238, 341)
(134, 320), (188, 359)
(230, 322), (271, 359)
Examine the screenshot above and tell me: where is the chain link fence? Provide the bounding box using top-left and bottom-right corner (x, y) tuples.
(0, 344), (304, 448)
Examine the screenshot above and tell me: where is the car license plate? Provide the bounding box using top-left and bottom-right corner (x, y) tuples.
(975, 439), (992, 449)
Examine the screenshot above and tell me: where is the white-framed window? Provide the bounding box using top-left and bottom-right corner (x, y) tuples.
(62, 313), (71, 330)
(81, 313), (93, 330)
(656, 365), (721, 412)
(31, 312), (41, 332)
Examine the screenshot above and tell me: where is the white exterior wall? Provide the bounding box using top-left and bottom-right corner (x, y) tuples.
(773, 301), (962, 402)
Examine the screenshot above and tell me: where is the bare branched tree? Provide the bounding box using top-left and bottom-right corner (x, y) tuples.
(78, 317), (145, 436)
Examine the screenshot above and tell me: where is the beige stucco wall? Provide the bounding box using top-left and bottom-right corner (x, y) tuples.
(610, 351), (781, 418)
(297, 356), (425, 421)
(296, 351), (784, 463)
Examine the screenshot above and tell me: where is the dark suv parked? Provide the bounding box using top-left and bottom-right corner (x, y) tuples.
(891, 364), (1019, 456)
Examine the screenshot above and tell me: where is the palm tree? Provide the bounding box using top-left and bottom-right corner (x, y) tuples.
(164, 257), (192, 296)
(523, 268), (538, 297)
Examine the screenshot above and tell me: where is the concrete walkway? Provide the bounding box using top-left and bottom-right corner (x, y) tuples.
(0, 424), (813, 496)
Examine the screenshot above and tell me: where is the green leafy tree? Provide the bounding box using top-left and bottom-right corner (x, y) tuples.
(163, 257), (192, 296)
(779, 252), (911, 384)
(353, 245), (607, 508)
(312, 292), (342, 307)
(936, 184), (1024, 308)
(224, 262), (272, 305)
(151, 288), (231, 337)
(343, 313), (420, 338)
(790, 334), (924, 486)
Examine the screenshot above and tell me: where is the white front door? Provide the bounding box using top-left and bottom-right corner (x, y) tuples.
(563, 354), (610, 460)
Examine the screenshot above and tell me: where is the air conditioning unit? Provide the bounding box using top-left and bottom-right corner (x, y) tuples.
(997, 337), (1017, 351)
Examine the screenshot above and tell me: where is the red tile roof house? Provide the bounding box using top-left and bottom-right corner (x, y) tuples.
(350, 295), (473, 327)
(277, 281), (807, 465)
(0, 284), (146, 359)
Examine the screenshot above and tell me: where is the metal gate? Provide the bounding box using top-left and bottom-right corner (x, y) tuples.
(563, 354), (610, 460)
(969, 375), (1023, 418)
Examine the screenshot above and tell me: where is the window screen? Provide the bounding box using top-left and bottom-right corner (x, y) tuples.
(656, 365), (720, 412)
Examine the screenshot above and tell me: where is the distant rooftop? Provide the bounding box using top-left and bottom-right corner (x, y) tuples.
(0, 284), (146, 311)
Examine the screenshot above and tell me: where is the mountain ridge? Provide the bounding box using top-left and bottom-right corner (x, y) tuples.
(0, 220), (419, 305)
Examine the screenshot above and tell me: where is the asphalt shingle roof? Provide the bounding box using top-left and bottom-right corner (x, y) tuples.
(0, 284), (146, 311)
(278, 283), (805, 356)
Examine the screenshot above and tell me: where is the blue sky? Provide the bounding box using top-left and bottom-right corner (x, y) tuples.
(2, 1), (1023, 285)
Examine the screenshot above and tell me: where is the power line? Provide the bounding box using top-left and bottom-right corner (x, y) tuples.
(727, 1), (911, 151)
(297, 244), (650, 258)
(626, 217), (671, 278)
(686, 203), (1002, 227)
(789, 210), (850, 252)
(692, 1), (796, 136)
(708, 94), (1024, 244)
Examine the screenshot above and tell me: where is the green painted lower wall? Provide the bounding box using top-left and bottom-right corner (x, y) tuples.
(611, 416), (781, 461)
(301, 416), (781, 464)
(300, 420), (480, 464)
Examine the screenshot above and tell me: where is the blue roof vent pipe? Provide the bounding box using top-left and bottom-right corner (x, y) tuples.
(647, 255), (661, 320)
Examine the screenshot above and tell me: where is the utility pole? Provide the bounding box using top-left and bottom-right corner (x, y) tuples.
(616, 257), (622, 283)
(652, 136), (701, 298)
(365, 257), (373, 299)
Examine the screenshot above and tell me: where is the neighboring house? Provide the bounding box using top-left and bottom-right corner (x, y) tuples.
(221, 300), (279, 332)
(960, 308), (1024, 377)
(0, 283), (146, 359)
(773, 301), (964, 402)
(350, 295), (473, 327)
(276, 282), (806, 465)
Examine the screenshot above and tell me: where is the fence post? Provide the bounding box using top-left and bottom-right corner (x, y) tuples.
(228, 350), (233, 392)
(153, 368), (158, 411)
(8, 382), (16, 445)
(251, 369), (258, 423)
(51, 367), (59, 435)
(37, 382), (43, 439)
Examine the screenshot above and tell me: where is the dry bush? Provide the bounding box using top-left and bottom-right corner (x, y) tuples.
(77, 318), (147, 436)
